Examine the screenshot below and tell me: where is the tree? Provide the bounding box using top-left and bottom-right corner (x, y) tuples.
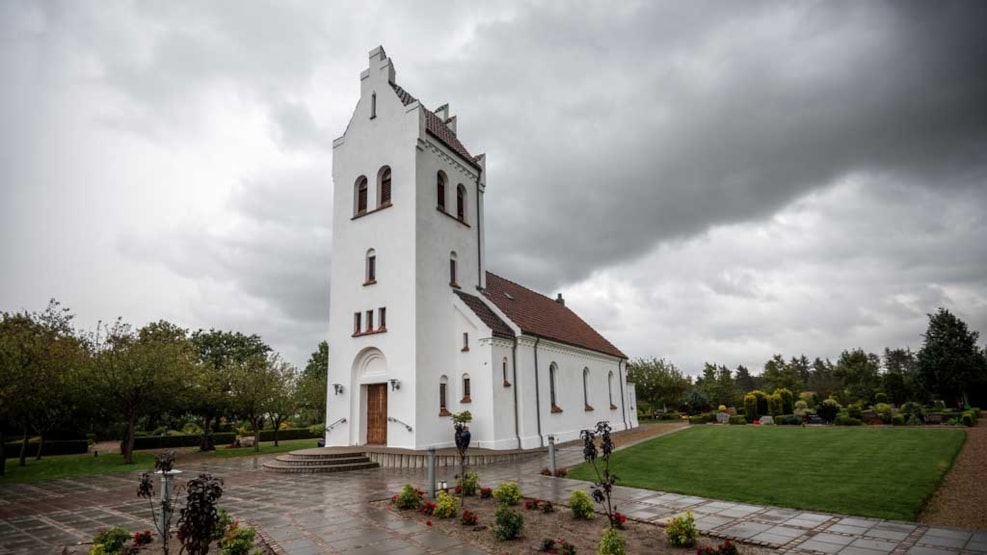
(734, 365), (757, 393)
(834, 349), (882, 404)
(297, 341), (329, 425)
(229, 353), (280, 452)
(190, 329), (271, 450)
(807, 357), (842, 400)
(917, 308), (987, 407)
(92, 320), (195, 464)
(626, 358), (690, 414)
(762, 354), (802, 394)
(882, 347), (920, 404)
(267, 360), (299, 446)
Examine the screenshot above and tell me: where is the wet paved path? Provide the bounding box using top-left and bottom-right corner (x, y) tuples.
(1, 436), (984, 554)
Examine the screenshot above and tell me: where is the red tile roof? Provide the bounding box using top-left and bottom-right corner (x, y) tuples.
(389, 82), (478, 168)
(455, 291), (515, 340)
(483, 272), (626, 359)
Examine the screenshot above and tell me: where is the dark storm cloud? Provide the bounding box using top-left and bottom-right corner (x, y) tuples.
(400, 1), (987, 291)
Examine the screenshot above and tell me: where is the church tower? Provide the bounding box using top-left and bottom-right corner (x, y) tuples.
(326, 47), (487, 448)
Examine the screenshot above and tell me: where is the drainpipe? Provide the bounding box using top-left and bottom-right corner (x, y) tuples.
(533, 337), (543, 447)
(618, 359), (629, 430)
(475, 167), (483, 289)
(511, 338), (521, 450)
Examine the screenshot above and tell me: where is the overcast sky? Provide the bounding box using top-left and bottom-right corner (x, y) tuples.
(2, 1), (985, 375)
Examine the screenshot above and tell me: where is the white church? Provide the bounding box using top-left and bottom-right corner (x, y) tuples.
(325, 47), (638, 451)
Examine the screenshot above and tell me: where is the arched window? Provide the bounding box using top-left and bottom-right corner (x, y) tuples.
(365, 249), (376, 284)
(549, 362), (560, 412)
(439, 375), (450, 416)
(378, 166), (392, 207)
(449, 251), (458, 287)
(608, 371), (615, 409)
(370, 91), (376, 119)
(583, 367), (592, 410)
(456, 184), (467, 222)
(461, 373), (471, 402)
(437, 171), (447, 211)
(502, 357), (510, 387)
(354, 176), (368, 215)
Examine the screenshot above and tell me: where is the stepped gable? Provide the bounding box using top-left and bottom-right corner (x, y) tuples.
(389, 82), (477, 168)
(483, 272), (626, 359)
(455, 290), (515, 340)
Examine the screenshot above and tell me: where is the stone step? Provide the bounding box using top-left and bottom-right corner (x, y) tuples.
(262, 460), (380, 474)
(274, 454), (372, 466)
(283, 450), (368, 460)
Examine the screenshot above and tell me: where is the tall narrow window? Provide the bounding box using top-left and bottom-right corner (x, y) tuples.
(439, 375), (450, 416)
(378, 307), (386, 330)
(437, 171), (447, 210)
(378, 166), (392, 206)
(365, 310), (373, 332)
(456, 184), (466, 221)
(355, 176), (368, 215)
(353, 312), (361, 335)
(462, 332), (469, 351)
(503, 357), (511, 386)
(462, 374), (471, 402)
(449, 252), (458, 287)
(370, 91), (376, 119)
(608, 371), (616, 409)
(549, 362), (560, 412)
(583, 367), (593, 410)
(365, 249), (376, 284)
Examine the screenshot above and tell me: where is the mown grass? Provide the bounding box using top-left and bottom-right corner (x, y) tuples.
(568, 425), (966, 521)
(2, 451), (156, 484)
(1, 438), (321, 483)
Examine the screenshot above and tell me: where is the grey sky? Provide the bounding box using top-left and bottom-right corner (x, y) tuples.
(2, 1), (985, 374)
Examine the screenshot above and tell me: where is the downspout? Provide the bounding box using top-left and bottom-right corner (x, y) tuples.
(475, 167), (483, 289)
(511, 338), (521, 449)
(618, 359), (629, 430)
(533, 337), (543, 447)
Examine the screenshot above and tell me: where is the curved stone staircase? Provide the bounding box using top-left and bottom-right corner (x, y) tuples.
(262, 449), (379, 474)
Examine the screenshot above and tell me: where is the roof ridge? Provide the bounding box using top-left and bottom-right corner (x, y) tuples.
(485, 270), (554, 303)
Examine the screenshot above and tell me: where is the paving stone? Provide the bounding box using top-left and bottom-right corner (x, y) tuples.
(718, 521), (774, 539)
(916, 533), (967, 549)
(693, 515), (733, 531)
(764, 525), (806, 539)
(864, 528), (909, 542)
(906, 547), (958, 555)
(798, 539), (846, 553)
(811, 533), (856, 546)
(924, 527), (972, 540)
(750, 532), (796, 546)
(838, 546), (892, 555)
(830, 524), (872, 535)
(838, 517), (881, 529)
(848, 537), (898, 552)
(966, 541), (987, 553)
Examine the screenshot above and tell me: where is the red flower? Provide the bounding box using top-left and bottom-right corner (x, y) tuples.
(426, 520), (432, 526)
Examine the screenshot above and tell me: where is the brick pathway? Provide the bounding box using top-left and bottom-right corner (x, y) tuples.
(1, 436), (984, 554)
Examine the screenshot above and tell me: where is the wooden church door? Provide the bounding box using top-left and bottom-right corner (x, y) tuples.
(366, 383), (388, 445)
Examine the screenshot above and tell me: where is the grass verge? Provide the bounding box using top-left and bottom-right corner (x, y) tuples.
(202, 438), (321, 458)
(2, 452), (156, 484)
(568, 425), (966, 521)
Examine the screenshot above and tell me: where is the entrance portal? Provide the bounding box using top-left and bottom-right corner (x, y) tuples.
(366, 383), (387, 445)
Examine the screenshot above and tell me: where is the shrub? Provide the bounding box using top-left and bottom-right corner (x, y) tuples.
(540, 466), (568, 477)
(213, 509), (234, 541)
(461, 509), (478, 526)
(125, 432), (236, 452)
(744, 390), (768, 420)
(665, 511), (698, 547)
(91, 527), (130, 554)
(493, 482), (522, 505)
(901, 402), (925, 421)
(307, 424), (326, 436)
(794, 400), (809, 418)
(394, 484), (422, 510)
(700, 540), (739, 555)
(459, 471), (479, 496)
(433, 490), (460, 518)
(218, 522), (255, 555)
(767, 393), (783, 417)
(3, 439), (88, 459)
(597, 527), (626, 555)
(569, 490), (595, 520)
(891, 414), (906, 426)
(775, 388), (795, 414)
(257, 427), (322, 441)
(728, 415), (747, 425)
(542, 538), (577, 554)
(493, 504), (524, 541)
(875, 392), (888, 404)
(816, 398), (841, 423)
(541, 501), (555, 513)
(874, 403), (893, 423)
(962, 411), (975, 427)
(178, 473), (224, 555)
(480, 487), (492, 499)
(847, 403), (864, 420)
(779, 414), (802, 426)
(835, 414), (862, 426)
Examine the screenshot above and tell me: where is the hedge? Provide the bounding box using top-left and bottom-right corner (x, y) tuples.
(4, 439), (89, 459)
(258, 427), (322, 441)
(126, 432), (236, 451)
(728, 415), (747, 425)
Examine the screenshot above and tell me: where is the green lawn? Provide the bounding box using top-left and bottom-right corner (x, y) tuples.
(568, 426), (966, 521)
(2, 452), (156, 484)
(1, 438), (321, 484)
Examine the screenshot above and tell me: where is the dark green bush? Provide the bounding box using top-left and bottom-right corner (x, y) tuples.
(961, 411), (975, 427)
(874, 392), (888, 404)
(778, 414), (802, 426)
(847, 403), (864, 420)
(834, 414), (862, 426)
(126, 432), (236, 451)
(257, 427), (321, 441)
(816, 398), (841, 423)
(493, 504), (524, 540)
(659, 411), (681, 421)
(892, 414), (906, 426)
(728, 415), (747, 425)
(3, 439), (88, 459)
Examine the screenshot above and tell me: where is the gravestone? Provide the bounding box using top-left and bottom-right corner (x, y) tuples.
(716, 412), (730, 424)
(808, 414), (825, 424)
(759, 415), (775, 425)
(925, 414), (943, 424)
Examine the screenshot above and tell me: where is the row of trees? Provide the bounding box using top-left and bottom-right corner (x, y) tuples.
(0, 299), (329, 473)
(629, 308), (987, 414)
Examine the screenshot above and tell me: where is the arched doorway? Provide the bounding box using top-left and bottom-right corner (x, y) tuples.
(352, 347), (388, 445)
